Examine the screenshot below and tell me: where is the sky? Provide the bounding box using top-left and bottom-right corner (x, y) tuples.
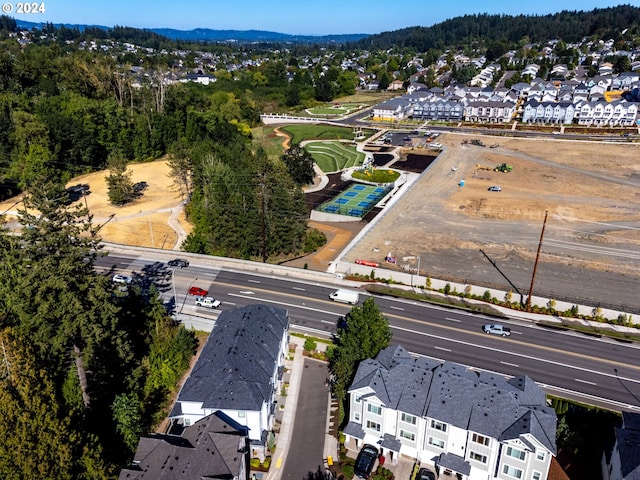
(6, 0), (634, 35)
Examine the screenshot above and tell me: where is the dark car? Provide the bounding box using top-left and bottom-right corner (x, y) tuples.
(417, 468), (436, 480)
(188, 286), (208, 296)
(354, 444), (378, 479)
(168, 258), (189, 268)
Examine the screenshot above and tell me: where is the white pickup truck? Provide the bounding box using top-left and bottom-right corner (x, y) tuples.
(195, 296), (221, 309)
(482, 324), (511, 337)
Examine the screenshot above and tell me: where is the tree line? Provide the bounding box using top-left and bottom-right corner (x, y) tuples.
(354, 5), (640, 52)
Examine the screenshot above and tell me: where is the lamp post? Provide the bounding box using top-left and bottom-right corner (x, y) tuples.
(171, 268), (177, 313)
(416, 256), (421, 287)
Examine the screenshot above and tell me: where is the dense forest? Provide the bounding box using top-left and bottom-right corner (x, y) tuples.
(356, 5), (640, 52)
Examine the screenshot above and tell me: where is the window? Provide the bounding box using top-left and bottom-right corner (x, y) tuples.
(354, 412), (360, 422)
(355, 395), (362, 403)
(536, 450), (545, 461)
(472, 433), (489, 446)
(367, 404), (382, 415)
(506, 446), (526, 461)
(366, 420), (381, 432)
(469, 451), (487, 464)
(503, 465), (523, 479)
(532, 472), (541, 480)
(430, 420), (447, 432)
(238, 411), (245, 418)
(401, 413), (417, 425)
(428, 437), (445, 449)
(400, 430), (415, 442)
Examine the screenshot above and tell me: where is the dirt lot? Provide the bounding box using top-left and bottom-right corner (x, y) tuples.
(342, 133), (640, 311)
(0, 159), (192, 250)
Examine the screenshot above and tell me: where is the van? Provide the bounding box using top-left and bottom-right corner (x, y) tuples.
(329, 289), (359, 304)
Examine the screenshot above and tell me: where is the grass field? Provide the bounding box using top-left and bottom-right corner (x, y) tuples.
(307, 103), (365, 116)
(316, 183), (391, 218)
(280, 124), (359, 144)
(305, 141), (366, 172)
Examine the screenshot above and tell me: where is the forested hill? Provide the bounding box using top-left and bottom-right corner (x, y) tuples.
(355, 5), (640, 51)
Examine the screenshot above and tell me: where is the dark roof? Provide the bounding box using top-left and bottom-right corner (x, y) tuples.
(438, 452), (471, 476)
(349, 345), (557, 454)
(617, 412), (640, 480)
(118, 411), (247, 480)
(176, 304), (289, 411)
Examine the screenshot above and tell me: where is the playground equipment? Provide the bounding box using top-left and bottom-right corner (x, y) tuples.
(494, 163), (513, 173)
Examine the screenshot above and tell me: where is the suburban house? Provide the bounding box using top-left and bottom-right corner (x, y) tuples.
(343, 345), (557, 480)
(602, 411), (640, 480)
(119, 411), (250, 480)
(168, 304), (289, 459)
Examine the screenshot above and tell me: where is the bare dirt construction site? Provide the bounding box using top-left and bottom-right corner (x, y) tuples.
(343, 133), (640, 311)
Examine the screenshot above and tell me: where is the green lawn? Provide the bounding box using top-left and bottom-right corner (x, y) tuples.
(305, 141), (365, 172)
(280, 124), (358, 144)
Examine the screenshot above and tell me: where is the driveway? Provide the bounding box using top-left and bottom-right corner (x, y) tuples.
(281, 358), (330, 480)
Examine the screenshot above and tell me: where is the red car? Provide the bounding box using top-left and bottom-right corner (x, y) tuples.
(188, 286), (208, 296)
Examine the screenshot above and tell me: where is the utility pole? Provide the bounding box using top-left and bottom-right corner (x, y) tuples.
(259, 177), (268, 263)
(526, 211), (548, 312)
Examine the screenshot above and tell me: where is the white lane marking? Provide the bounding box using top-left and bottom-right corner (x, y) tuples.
(239, 291), (254, 295)
(293, 287), (306, 291)
(248, 279), (261, 283)
(434, 346), (451, 352)
(445, 317), (461, 323)
(501, 361), (520, 368)
(390, 306), (404, 311)
(575, 378), (598, 386)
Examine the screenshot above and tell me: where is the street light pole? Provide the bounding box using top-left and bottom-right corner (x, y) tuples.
(171, 268), (177, 313)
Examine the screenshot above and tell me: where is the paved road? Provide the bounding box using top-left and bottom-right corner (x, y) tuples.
(281, 358), (330, 480)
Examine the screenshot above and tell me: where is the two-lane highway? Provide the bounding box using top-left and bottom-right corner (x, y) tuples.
(98, 252), (640, 412)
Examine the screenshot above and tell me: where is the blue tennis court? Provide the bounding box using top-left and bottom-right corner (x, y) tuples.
(316, 182), (392, 218)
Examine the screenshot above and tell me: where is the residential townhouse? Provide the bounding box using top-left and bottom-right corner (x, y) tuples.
(413, 98), (465, 122)
(168, 304), (289, 459)
(119, 411), (250, 480)
(574, 100), (639, 126)
(344, 345), (557, 480)
(372, 97), (413, 121)
(521, 100), (576, 124)
(602, 411), (640, 480)
(464, 100), (517, 123)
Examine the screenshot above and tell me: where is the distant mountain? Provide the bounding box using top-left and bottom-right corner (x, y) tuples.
(14, 19), (368, 44)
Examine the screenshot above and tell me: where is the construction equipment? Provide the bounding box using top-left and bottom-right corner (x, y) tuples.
(470, 139), (485, 147)
(475, 164), (493, 171)
(494, 163), (513, 173)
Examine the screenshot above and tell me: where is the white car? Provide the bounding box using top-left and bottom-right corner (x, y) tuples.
(429, 142), (443, 149)
(112, 274), (132, 284)
(195, 296), (221, 309)
(488, 185), (502, 192)
(451, 166), (459, 172)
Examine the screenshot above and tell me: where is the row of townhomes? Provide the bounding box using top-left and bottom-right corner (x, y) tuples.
(120, 304), (290, 479)
(344, 345), (557, 480)
(374, 71), (640, 126)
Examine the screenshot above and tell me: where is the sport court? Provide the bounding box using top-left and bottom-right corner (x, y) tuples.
(316, 183), (391, 218)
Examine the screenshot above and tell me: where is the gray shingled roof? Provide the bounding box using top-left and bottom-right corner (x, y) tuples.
(119, 411), (247, 480)
(349, 345), (557, 454)
(175, 304), (289, 411)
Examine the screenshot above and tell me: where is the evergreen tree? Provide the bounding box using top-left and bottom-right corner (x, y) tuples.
(328, 298), (391, 402)
(105, 149), (135, 205)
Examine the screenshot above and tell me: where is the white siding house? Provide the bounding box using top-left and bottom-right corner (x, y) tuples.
(169, 304), (289, 459)
(343, 346), (557, 480)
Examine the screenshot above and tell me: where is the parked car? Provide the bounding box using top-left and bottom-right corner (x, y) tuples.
(354, 444), (379, 479)
(488, 185), (502, 192)
(168, 258), (189, 268)
(112, 273), (132, 284)
(428, 142), (442, 149)
(482, 324), (511, 337)
(417, 468), (436, 480)
(194, 296), (221, 309)
(188, 286), (208, 296)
